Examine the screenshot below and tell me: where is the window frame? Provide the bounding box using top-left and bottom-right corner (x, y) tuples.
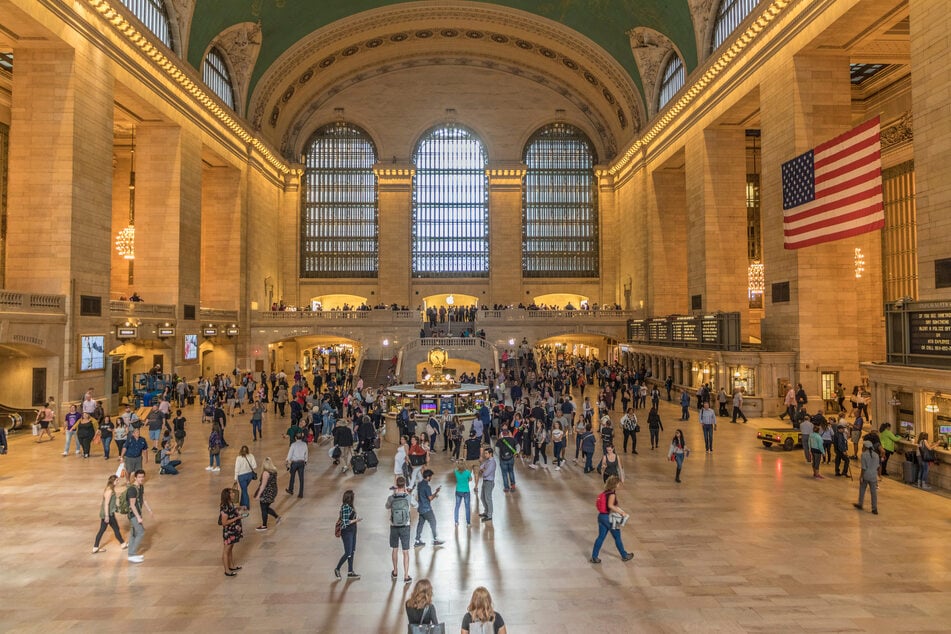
(657, 53), (685, 110)
(118, 0), (175, 51)
(710, 0), (761, 54)
(202, 46), (236, 110)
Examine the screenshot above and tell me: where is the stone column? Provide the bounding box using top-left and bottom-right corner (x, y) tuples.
(760, 52), (884, 398)
(684, 127), (749, 325)
(5, 43), (114, 400)
(486, 163), (526, 306)
(596, 167), (618, 304)
(910, 0), (951, 300)
(374, 165), (415, 306)
(201, 165), (243, 310)
(648, 168), (688, 315)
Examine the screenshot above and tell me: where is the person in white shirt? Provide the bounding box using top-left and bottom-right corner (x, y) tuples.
(285, 435), (308, 498)
(394, 435), (408, 478)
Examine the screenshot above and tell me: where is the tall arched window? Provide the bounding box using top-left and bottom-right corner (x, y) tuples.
(301, 123), (378, 278)
(657, 54), (685, 110)
(711, 0), (761, 52)
(412, 125), (488, 278)
(522, 123), (598, 278)
(202, 47), (235, 110)
(710, 0), (760, 51)
(119, 0), (174, 50)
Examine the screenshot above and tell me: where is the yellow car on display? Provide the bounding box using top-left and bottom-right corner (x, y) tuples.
(757, 427), (802, 451)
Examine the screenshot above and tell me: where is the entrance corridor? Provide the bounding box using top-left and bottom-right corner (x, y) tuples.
(0, 395), (949, 632)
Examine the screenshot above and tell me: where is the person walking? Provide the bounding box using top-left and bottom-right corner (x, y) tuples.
(699, 401), (716, 453)
(206, 423), (224, 472)
(529, 419), (548, 469)
(233, 445), (257, 512)
(333, 489), (362, 579)
(479, 446), (496, 522)
(679, 388), (691, 421)
(76, 412), (96, 458)
(61, 404), (82, 456)
(590, 475), (633, 564)
(731, 389), (749, 424)
(413, 469), (445, 547)
(461, 587), (508, 634)
(405, 578), (440, 629)
(799, 415), (815, 463)
(809, 423), (825, 479)
(407, 435), (428, 488)
(833, 423), (851, 477)
(121, 427), (149, 479)
(332, 417), (355, 474)
(253, 457), (282, 531)
(620, 408), (638, 454)
(580, 422), (596, 473)
(386, 476), (413, 583)
(668, 429), (687, 483)
(171, 409), (186, 452)
(496, 427), (518, 492)
(647, 406), (663, 450)
(453, 463), (473, 527)
(98, 415), (115, 460)
(550, 420), (566, 469)
(854, 440), (880, 515)
(249, 398), (265, 441)
(92, 475), (126, 554)
(219, 487), (243, 576)
(285, 433), (308, 497)
(35, 401), (55, 443)
(113, 420), (128, 458)
(125, 469), (152, 563)
(598, 443), (623, 483)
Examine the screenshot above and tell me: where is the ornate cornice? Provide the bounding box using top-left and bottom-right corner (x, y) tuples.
(880, 111), (912, 152)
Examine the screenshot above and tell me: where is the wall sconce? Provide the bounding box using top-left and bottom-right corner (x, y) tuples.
(382, 338), (389, 347)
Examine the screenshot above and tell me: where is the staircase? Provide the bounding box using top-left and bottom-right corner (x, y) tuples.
(358, 358), (392, 390)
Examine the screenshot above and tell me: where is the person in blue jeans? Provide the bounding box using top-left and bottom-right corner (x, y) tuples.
(679, 389), (691, 421)
(453, 464), (472, 526)
(496, 428), (518, 492)
(159, 440), (182, 475)
(590, 476), (633, 564)
(699, 402), (716, 453)
(581, 423), (596, 473)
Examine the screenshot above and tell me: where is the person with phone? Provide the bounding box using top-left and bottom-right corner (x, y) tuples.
(334, 489), (361, 579)
(413, 469), (445, 547)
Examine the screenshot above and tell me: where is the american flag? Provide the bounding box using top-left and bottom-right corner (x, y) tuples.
(781, 117), (884, 250)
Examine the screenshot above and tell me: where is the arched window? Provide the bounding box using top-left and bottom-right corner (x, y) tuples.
(657, 54), (685, 110)
(301, 123), (378, 278)
(522, 123), (598, 278)
(202, 47), (235, 110)
(711, 0), (761, 53)
(412, 125), (489, 278)
(119, 0), (174, 50)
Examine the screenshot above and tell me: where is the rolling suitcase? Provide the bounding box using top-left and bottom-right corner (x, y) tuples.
(364, 449), (379, 469)
(351, 453), (367, 474)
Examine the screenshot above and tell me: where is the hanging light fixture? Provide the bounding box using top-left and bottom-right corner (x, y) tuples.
(115, 127), (136, 260)
(925, 392), (941, 413)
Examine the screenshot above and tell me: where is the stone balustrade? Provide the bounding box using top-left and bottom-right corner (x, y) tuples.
(0, 291), (66, 314)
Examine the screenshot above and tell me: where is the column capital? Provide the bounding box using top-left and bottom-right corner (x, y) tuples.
(486, 162), (526, 190)
(373, 162), (415, 190)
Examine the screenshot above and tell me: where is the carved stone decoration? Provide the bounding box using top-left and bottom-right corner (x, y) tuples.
(880, 111), (913, 152)
(628, 27), (675, 118)
(217, 22), (263, 118)
(168, 0), (195, 55)
(687, 0), (718, 61)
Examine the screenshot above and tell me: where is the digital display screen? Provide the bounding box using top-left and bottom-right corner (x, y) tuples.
(939, 425), (951, 435)
(80, 335), (105, 371)
(203, 328), (218, 337)
(184, 334), (198, 360)
(420, 400), (437, 414)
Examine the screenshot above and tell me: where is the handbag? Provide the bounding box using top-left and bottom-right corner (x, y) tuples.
(407, 605), (445, 634)
(230, 484), (240, 504)
(244, 456), (258, 480)
(334, 517), (342, 538)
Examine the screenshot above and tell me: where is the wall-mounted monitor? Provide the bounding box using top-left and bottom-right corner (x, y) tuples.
(79, 335), (105, 372)
(225, 326), (239, 336)
(158, 327), (175, 338)
(203, 327), (218, 337)
(420, 399), (437, 414)
(184, 334), (198, 360)
(116, 327), (137, 339)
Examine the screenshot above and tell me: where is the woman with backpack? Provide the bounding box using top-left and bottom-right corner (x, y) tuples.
(333, 489), (361, 579)
(92, 475), (126, 554)
(207, 423), (223, 472)
(590, 475), (633, 564)
(461, 586), (507, 633)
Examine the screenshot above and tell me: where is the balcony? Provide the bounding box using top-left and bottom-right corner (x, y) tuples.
(109, 300), (176, 319)
(251, 307), (638, 328)
(0, 291), (66, 315)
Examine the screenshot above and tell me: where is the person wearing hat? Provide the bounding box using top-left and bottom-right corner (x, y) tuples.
(833, 423), (851, 477)
(854, 440), (880, 514)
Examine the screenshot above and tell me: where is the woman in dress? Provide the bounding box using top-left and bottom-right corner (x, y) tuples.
(76, 412), (96, 459)
(253, 457), (282, 531)
(405, 578), (438, 627)
(98, 415), (114, 460)
(454, 463), (473, 527)
(590, 475), (633, 564)
(92, 475), (125, 553)
(333, 489), (361, 579)
(219, 487), (243, 576)
(598, 443), (623, 483)
(668, 429), (687, 483)
(461, 586), (507, 634)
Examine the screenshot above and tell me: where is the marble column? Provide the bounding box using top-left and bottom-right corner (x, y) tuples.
(374, 165), (415, 306)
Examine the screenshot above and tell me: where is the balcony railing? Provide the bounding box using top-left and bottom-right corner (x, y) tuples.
(200, 308), (239, 323)
(0, 291), (66, 315)
(109, 301), (176, 319)
(255, 309), (419, 322)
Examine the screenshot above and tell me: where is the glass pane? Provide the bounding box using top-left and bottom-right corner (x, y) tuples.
(119, 0), (174, 50)
(203, 47), (235, 110)
(711, 0), (761, 53)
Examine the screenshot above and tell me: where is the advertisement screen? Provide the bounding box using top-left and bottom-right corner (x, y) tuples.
(420, 399), (437, 414)
(184, 334), (198, 360)
(80, 335), (105, 371)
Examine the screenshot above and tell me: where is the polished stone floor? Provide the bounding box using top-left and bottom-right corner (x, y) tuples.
(1, 395), (950, 633)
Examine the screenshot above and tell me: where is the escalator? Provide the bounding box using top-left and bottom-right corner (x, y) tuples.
(0, 403), (38, 432)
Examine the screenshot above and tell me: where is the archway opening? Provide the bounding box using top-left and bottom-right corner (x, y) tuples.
(308, 294), (368, 311)
(532, 293), (590, 310)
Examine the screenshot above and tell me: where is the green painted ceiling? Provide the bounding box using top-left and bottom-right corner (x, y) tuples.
(187, 0), (698, 103)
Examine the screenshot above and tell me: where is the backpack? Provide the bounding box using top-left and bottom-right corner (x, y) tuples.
(390, 493), (411, 526)
(115, 484), (131, 515)
(468, 621), (493, 634)
(498, 438), (516, 461)
(595, 491), (609, 514)
(401, 458), (412, 480)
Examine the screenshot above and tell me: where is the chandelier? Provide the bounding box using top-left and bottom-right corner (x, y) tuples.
(115, 127), (136, 260)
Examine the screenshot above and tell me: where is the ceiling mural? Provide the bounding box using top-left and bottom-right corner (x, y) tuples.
(187, 0), (699, 104)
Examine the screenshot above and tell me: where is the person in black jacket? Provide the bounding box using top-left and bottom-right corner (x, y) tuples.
(333, 419), (355, 473)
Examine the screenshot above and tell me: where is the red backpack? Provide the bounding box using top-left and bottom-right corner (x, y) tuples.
(596, 491), (610, 514)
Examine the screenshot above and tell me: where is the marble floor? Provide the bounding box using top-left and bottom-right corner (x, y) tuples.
(1, 396), (950, 633)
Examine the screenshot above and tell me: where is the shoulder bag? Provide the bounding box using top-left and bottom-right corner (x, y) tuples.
(244, 455), (258, 480)
(407, 605), (445, 634)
